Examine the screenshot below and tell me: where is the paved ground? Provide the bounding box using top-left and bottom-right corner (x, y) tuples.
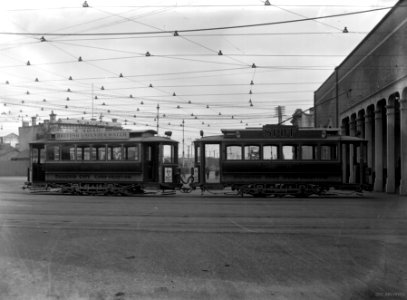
(0, 177), (406, 300)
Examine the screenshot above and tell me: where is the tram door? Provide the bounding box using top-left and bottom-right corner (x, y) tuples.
(143, 143), (158, 182)
(204, 144), (220, 183)
(31, 146), (45, 182)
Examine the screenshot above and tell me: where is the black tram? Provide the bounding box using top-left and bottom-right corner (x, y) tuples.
(193, 125), (370, 197)
(27, 129), (180, 195)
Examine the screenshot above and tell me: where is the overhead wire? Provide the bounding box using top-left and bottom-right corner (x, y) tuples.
(0, 6), (393, 36)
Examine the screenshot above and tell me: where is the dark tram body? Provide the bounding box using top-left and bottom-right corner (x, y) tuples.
(27, 129), (179, 194)
(193, 125), (370, 197)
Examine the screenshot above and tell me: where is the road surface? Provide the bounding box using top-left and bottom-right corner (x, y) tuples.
(0, 177), (406, 299)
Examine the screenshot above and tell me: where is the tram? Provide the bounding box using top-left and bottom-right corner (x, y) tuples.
(27, 129), (180, 195)
(193, 124), (370, 197)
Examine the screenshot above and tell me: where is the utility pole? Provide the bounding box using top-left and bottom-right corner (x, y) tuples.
(91, 83), (94, 120)
(276, 105), (285, 124)
(182, 119), (185, 167)
(156, 104), (160, 134)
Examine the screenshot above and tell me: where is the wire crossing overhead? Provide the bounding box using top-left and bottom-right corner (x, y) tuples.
(0, 6), (393, 37)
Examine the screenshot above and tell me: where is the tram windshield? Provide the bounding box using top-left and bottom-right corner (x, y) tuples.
(205, 144), (220, 183)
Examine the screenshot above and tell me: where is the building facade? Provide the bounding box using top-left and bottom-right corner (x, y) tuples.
(314, 0), (407, 194)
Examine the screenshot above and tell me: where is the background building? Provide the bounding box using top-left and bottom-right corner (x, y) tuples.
(314, 0), (407, 194)
(291, 108), (315, 128)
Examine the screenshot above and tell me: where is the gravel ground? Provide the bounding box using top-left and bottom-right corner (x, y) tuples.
(0, 177), (406, 300)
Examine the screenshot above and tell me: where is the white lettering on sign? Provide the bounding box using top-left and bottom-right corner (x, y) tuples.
(55, 131), (129, 140)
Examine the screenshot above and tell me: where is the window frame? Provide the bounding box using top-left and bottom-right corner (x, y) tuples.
(225, 145), (243, 160)
(320, 144), (338, 161)
(263, 145), (279, 160)
(300, 145), (317, 160)
(244, 145), (260, 160)
(281, 144), (297, 160)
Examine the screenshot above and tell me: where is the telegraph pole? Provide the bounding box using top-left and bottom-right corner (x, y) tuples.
(156, 104), (160, 134)
(182, 119), (185, 167)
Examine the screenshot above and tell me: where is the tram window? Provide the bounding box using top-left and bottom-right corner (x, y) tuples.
(46, 145), (60, 161)
(282, 145), (297, 160)
(263, 145), (278, 160)
(163, 145), (173, 163)
(226, 146), (242, 160)
(90, 147), (96, 160)
(321, 145), (337, 160)
(70, 147), (75, 160)
(108, 146), (122, 160)
(97, 146), (106, 160)
(205, 144), (220, 183)
(301, 145), (316, 160)
(39, 149), (45, 163)
(196, 145), (201, 163)
(61, 145), (72, 161)
(126, 146), (139, 160)
(244, 145), (260, 160)
(83, 147), (91, 161)
(32, 148), (38, 163)
(76, 147), (83, 160)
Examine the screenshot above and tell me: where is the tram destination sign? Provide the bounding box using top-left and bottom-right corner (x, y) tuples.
(54, 130), (129, 140)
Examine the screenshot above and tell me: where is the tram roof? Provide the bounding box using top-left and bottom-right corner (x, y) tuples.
(29, 129), (178, 145)
(194, 125), (365, 143)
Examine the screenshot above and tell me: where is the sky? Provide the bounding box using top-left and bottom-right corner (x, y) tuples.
(0, 0), (399, 145)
